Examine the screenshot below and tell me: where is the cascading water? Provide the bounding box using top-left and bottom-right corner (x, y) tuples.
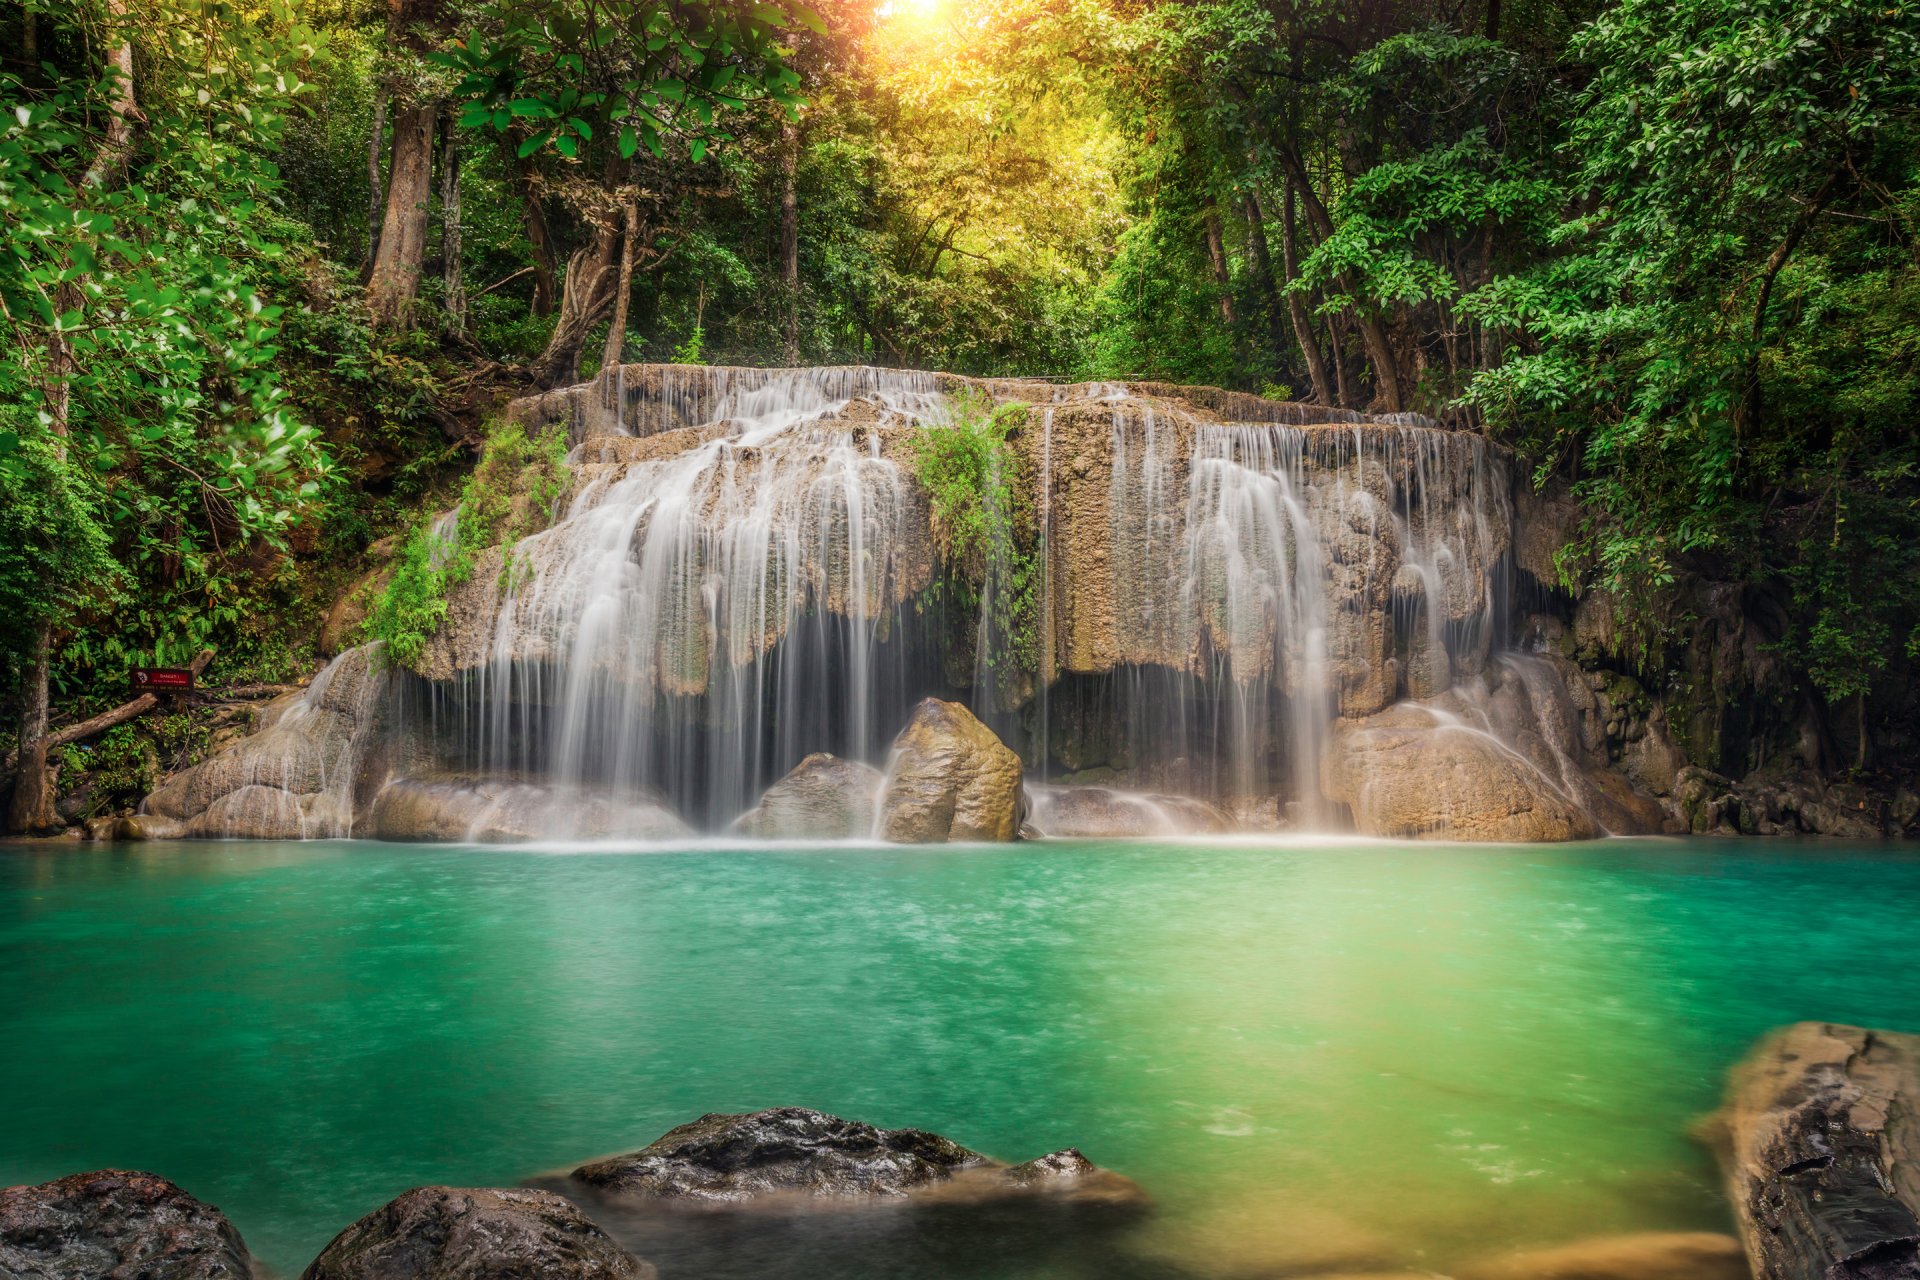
(146, 363), (1649, 842)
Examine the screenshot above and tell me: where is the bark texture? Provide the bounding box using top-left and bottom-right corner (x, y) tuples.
(364, 102), (435, 330)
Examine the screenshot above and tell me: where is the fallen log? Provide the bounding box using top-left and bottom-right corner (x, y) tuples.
(1708, 1021), (1920, 1280)
(2, 649), (215, 774)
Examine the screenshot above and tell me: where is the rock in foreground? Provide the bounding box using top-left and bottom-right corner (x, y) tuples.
(301, 1186), (652, 1280)
(0, 1169), (254, 1279)
(569, 1107), (1143, 1210)
(1459, 1231), (1749, 1280)
(1708, 1021), (1920, 1280)
(876, 699), (1024, 842)
(730, 754), (885, 839)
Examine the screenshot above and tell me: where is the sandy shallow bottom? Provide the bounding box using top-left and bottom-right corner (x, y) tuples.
(3, 835), (1917, 1277)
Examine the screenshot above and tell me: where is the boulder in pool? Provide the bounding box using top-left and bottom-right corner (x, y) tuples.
(301, 1186), (652, 1280)
(0, 1169), (255, 1279)
(1321, 699), (1599, 841)
(876, 700), (1024, 842)
(730, 754), (884, 839)
(1705, 1021), (1920, 1280)
(567, 1107), (1144, 1209)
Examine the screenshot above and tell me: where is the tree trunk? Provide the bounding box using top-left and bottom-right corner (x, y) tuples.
(6, 629), (57, 834)
(1276, 184), (1334, 406)
(365, 91), (388, 272)
(80, 1), (140, 189)
(780, 118), (801, 366)
(1241, 193), (1292, 362)
(439, 106), (465, 333)
(1281, 149), (1404, 411)
(520, 173), (558, 317)
(365, 102), (436, 330)
(1328, 312), (1352, 408)
(531, 218), (623, 388)
(1485, 0), (1501, 40)
(600, 198), (639, 376)
(1204, 207), (1237, 325)
(8, 9), (134, 835)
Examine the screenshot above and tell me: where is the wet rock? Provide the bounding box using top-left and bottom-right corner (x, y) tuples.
(1323, 694), (1601, 842)
(568, 1108), (1145, 1211)
(140, 647), (388, 840)
(1459, 1232), (1748, 1280)
(877, 700), (1024, 842)
(302, 1186), (651, 1280)
(366, 776), (691, 843)
(730, 754), (884, 839)
(0, 1169), (255, 1279)
(1024, 785), (1234, 837)
(1706, 1022), (1920, 1280)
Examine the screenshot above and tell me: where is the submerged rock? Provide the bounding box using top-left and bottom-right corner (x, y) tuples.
(1458, 1232), (1748, 1280)
(1706, 1022), (1920, 1280)
(1024, 784), (1234, 837)
(876, 700), (1024, 842)
(730, 754), (884, 839)
(567, 1107), (1144, 1210)
(302, 1186), (651, 1280)
(366, 776), (691, 843)
(0, 1169), (255, 1279)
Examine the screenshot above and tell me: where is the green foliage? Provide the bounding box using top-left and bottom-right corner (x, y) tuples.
(435, 1), (819, 162)
(0, 0), (334, 697)
(365, 420), (571, 669)
(1464, 0), (1920, 704)
(906, 391), (1039, 684)
(672, 324), (708, 365)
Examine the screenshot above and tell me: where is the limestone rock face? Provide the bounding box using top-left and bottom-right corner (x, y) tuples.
(1025, 785), (1234, 837)
(1709, 1022), (1920, 1280)
(366, 776), (691, 843)
(1321, 653), (1671, 842)
(877, 699), (1024, 842)
(301, 1186), (650, 1280)
(730, 753), (884, 839)
(139, 646), (391, 839)
(568, 1108), (1144, 1211)
(1323, 698), (1600, 841)
(0, 1169), (254, 1280)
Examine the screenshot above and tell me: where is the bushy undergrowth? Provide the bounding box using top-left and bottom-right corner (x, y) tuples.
(366, 420), (570, 669)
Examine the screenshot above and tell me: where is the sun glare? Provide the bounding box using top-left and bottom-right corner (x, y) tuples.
(876, 0), (941, 24)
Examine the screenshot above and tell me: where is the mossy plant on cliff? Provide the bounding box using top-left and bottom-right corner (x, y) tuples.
(366, 421), (571, 670)
(906, 391), (1041, 697)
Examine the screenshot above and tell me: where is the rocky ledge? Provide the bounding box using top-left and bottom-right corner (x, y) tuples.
(566, 1107), (1146, 1210)
(1705, 1021), (1920, 1280)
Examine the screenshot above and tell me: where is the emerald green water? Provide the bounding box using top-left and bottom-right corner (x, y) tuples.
(4, 837), (1918, 1278)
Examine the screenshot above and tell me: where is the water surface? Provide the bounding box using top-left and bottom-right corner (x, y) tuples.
(3, 836), (1917, 1277)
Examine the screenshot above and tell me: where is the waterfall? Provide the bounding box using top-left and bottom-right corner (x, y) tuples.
(152, 362), (1643, 842)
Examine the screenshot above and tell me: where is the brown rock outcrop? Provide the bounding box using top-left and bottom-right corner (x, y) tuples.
(730, 753), (885, 839)
(877, 699), (1024, 842)
(1706, 1022), (1920, 1280)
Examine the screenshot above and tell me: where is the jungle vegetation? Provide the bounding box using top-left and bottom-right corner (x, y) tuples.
(2, 0), (1916, 828)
